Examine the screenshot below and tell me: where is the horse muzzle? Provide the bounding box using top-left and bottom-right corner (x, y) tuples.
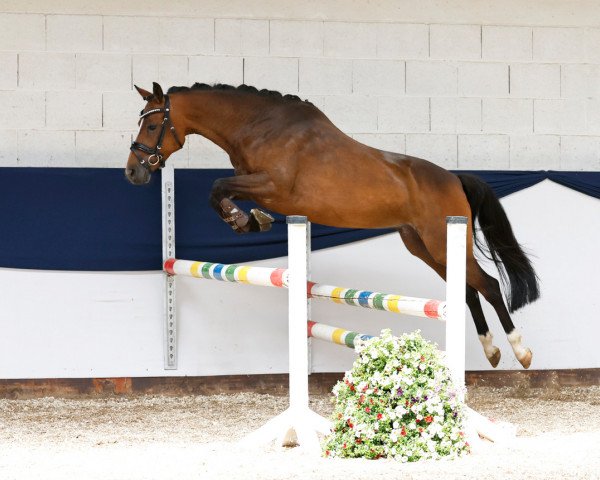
(125, 162), (151, 185)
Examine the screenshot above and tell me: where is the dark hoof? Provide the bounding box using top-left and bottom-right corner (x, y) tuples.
(249, 208), (274, 232)
(488, 347), (501, 368)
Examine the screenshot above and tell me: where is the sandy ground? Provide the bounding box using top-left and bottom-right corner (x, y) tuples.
(1, 386), (599, 480)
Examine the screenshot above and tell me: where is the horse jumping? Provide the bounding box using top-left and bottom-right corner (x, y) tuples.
(125, 82), (539, 369)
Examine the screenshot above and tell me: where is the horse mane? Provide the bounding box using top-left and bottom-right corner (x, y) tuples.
(167, 83), (311, 105)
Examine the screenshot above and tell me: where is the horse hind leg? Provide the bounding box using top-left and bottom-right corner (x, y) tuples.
(466, 285), (501, 367)
(466, 259), (533, 369)
(210, 173), (275, 234)
(398, 226), (501, 368)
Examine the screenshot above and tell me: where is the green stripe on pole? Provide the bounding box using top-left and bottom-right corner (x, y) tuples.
(344, 289), (359, 305)
(201, 262), (213, 279)
(225, 265), (238, 282)
(344, 332), (358, 348)
(372, 293), (385, 310)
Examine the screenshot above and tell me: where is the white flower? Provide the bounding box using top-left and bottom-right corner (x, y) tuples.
(393, 421), (400, 429)
(394, 406), (407, 417)
(429, 422), (443, 437)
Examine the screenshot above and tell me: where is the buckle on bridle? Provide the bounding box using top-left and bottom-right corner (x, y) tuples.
(147, 154), (163, 166)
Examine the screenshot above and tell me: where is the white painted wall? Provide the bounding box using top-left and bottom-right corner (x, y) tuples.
(1, 181), (598, 378)
(1, 1), (600, 170)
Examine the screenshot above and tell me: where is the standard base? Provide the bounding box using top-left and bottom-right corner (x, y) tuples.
(465, 406), (517, 448)
(239, 406), (332, 453)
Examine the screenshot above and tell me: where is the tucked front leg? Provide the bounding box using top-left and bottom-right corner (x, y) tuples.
(210, 173), (276, 234)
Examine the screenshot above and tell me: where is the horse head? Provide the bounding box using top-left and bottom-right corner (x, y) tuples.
(126, 82), (184, 185)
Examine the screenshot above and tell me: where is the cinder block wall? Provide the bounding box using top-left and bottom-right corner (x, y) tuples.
(1, 1), (599, 170)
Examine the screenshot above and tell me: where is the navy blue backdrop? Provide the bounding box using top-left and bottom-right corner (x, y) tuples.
(0, 168), (598, 271)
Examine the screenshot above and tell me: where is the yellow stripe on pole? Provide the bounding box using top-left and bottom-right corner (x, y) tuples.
(190, 262), (202, 278)
(237, 266), (251, 283)
(331, 287), (345, 304)
(386, 295), (402, 312)
(332, 328), (346, 345)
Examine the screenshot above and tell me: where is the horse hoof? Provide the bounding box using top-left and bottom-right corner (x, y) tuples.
(487, 347), (501, 368)
(250, 208), (274, 232)
(518, 349), (533, 369)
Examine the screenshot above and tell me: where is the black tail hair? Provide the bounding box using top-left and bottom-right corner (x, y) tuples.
(458, 173), (540, 312)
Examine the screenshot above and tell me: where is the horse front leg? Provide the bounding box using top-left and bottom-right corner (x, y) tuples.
(210, 173), (276, 234)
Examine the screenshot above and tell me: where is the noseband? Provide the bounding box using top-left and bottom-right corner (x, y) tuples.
(130, 95), (183, 171)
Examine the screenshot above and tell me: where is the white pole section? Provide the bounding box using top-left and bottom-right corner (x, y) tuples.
(445, 216), (467, 388)
(161, 164), (177, 370)
(287, 216), (309, 412)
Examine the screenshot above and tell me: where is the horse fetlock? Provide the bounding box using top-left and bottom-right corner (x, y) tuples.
(479, 333), (501, 368)
(508, 330), (533, 369)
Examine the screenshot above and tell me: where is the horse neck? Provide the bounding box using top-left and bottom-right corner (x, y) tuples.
(172, 91), (260, 157)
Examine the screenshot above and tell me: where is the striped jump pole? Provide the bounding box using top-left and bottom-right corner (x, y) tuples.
(308, 320), (374, 349)
(163, 261), (446, 321)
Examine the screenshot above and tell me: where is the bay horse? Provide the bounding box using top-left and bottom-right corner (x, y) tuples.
(126, 82), (539, 369)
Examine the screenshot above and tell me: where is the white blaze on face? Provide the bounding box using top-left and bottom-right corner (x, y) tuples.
(507, 330), (528, 359)
(478, 332), (498, 358)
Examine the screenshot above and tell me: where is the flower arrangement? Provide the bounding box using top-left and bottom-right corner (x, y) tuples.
(322, 329), (469, 461)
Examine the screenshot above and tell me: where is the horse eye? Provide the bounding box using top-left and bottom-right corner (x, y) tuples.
(147, 124), (157, 131)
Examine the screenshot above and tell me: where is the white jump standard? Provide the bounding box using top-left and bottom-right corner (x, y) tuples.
(163, 214), (515, 449)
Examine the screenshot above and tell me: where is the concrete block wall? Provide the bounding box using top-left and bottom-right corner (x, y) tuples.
(1, 2), (599, 170)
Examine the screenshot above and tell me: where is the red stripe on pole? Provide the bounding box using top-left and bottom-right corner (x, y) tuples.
(164, 258), (176, 275)
(424, 299), (441, 319)
(307, 281), (316, 297)
(307, 320), (316, 338)
(270, 268), (285, 287)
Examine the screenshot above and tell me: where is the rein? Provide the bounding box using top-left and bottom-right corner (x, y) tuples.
(130, 95), (183, 170)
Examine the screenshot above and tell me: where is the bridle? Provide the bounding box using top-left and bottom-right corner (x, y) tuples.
(130, 94), (183, 170)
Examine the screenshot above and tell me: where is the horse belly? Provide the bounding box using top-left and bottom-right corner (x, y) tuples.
(279, 176), (411, 229)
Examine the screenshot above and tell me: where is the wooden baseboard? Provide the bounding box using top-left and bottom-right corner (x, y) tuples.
(1, 369), (598, 399)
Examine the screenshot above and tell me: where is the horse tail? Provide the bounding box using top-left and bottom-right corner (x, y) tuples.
(457, 173), (540, 312)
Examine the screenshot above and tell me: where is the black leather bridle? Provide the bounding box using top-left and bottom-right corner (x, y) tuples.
(130, 95), (183, 171)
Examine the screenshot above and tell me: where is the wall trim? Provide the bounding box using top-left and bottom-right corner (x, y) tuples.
(1, 369), (598, 398)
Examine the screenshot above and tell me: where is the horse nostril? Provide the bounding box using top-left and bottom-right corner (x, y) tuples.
(126, 168), (135, 178)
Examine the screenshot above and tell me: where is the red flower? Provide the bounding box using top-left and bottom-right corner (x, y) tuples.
(401, 426), (407, 437)
(347, 419), (354, 428)
(370, 398), (374, 405)
(459, 431), (464, 437)
(420, 355), (425, 362)
(377, 413), (383, 420)
(343, 443), (347, 449)
(419, 427), (423, 433)
(362, 385), (369, 393)
(359, 395), (365, 404)
(365, 407), (371, 413)
(349, 384), (355, 391)
(356, 438), (362, 444)
(325, 450), (330, 456)
(425, 416), (433, 423)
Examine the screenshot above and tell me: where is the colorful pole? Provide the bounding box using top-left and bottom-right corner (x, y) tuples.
(307, 321), (374, 349)
(164, 259), (445, 320)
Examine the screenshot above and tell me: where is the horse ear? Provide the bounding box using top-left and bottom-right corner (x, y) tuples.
(152, 82), (164, 102)
(134, 85), (152, 101)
